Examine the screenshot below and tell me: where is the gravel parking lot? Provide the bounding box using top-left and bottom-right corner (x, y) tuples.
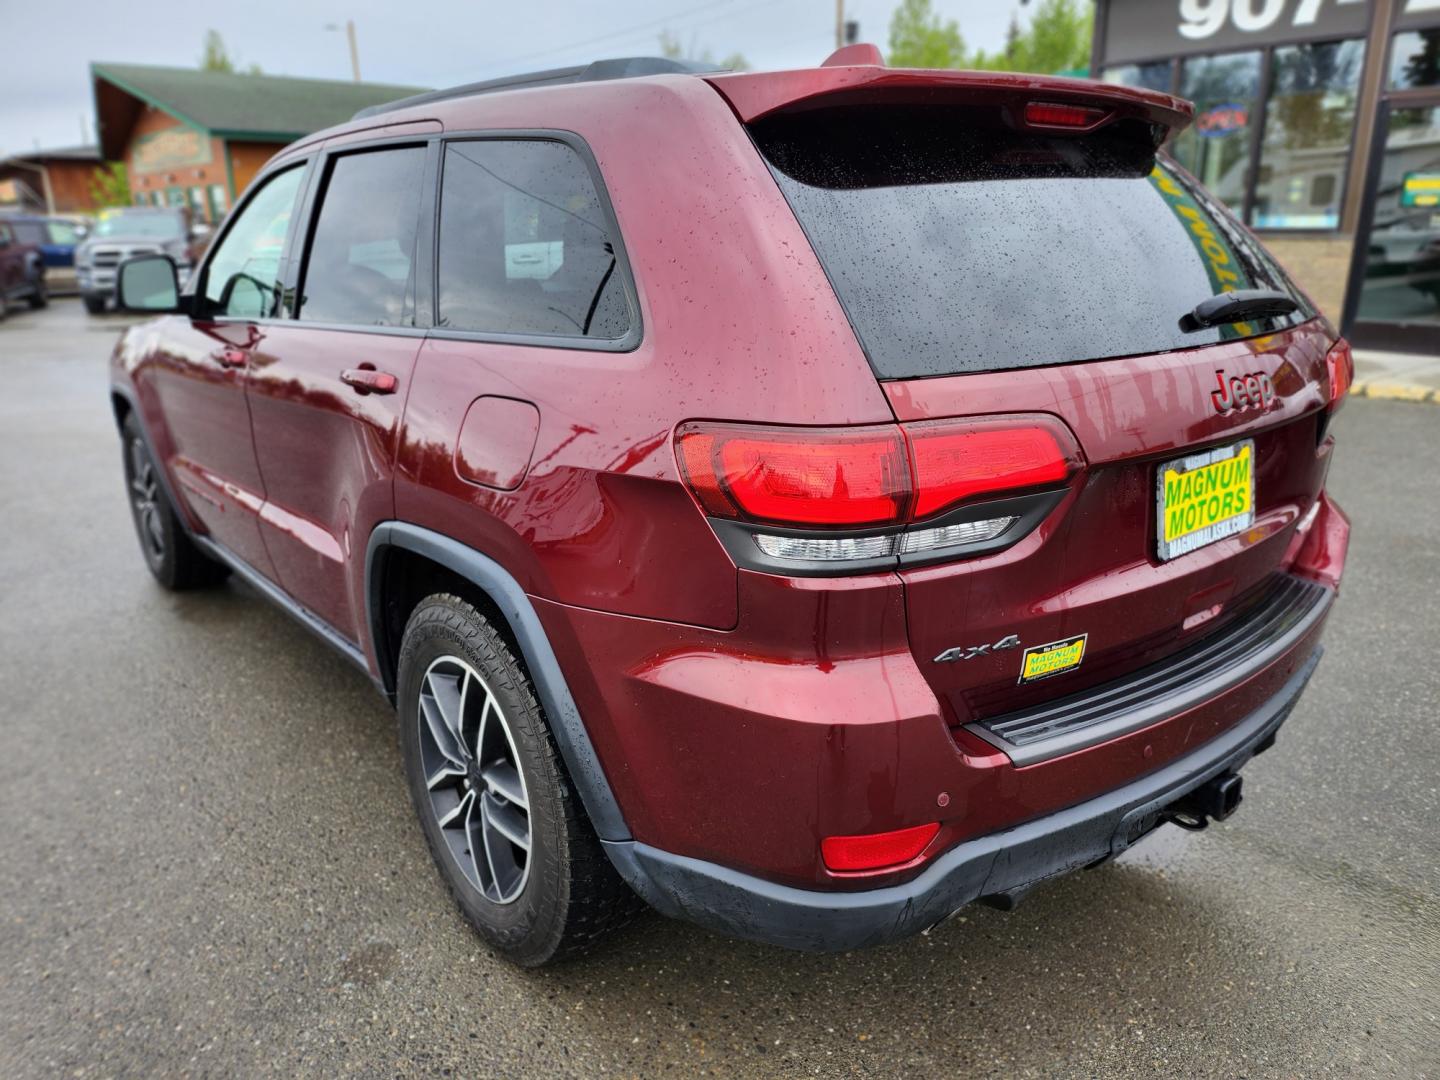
(2, 299), (1437, 1078)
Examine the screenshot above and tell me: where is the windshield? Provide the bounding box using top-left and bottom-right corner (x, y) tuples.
(93, 212), (185, 240)
(752, 104), (1312, 379)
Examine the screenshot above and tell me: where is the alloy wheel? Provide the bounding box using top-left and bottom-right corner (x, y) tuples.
(418, 656), (532, 904)
(127, 438), (165, 563)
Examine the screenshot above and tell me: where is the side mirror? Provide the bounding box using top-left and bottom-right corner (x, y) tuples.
(117, 254), (182, 313)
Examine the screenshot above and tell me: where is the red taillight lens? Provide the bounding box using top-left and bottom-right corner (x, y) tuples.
(1024, 101), (1108, 130)
(905, 418), (1077, 520)
(821, 822), (940, 872)
(1326, 338), (1354, 412)
(676, 417), (1080, 530)
(676, 423), (910, 527)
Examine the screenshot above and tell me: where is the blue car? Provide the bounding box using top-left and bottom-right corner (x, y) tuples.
(1, 214), (85, 295)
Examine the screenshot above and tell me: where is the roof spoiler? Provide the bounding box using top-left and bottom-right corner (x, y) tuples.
(705, 57), (1192, 140)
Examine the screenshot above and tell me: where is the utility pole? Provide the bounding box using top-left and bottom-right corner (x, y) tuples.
(835, 0), (844, 49)
(326, 20), (362, 82)
(346, 19), (361, 83)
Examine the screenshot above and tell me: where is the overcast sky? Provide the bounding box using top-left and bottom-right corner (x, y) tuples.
(0, 0), (1032, 157)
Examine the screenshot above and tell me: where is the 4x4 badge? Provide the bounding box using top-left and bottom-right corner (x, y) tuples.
(935, 634), (1022, 663)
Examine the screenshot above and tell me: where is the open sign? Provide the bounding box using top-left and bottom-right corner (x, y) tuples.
(1196, 103), (1250, 137)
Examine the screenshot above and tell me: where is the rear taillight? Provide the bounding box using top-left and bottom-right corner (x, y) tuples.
(675, 415), (1081, 571)
(1326, 338), (1353, 412)
(676, 424), (908, 527)
(905, 418), (1075, 519)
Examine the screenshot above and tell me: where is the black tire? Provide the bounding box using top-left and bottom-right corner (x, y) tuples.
(27, 275), (48, 309)
(120, 412), (229, 590)
(83, 294), (106, 315)
(397, 594), (639, 967)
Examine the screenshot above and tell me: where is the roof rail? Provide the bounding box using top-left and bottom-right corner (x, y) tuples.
(352, 56), (722, 120)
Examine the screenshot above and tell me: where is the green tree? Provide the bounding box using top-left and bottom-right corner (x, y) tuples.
(972, 0), (1092, 75)
(200, 30), (236, 73)
(658, 29), (749, 71)
(88, 162), (131, 209)
(200, 30), (261, 75)
(887, 0), (966, 69)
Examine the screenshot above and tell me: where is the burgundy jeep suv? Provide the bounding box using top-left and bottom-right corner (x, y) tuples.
(109, 49), (1352, 966)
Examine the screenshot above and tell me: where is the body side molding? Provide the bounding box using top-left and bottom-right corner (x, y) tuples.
(365, 522), (631, 842)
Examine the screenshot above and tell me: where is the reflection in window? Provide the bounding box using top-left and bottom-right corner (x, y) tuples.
(436, 140), (631, 339)
(1356, 106), (1440, 326)
(1390, 30), (1440, 89)
(201, 165), (304, 319)
(1253, 39), (1364, 230)
(1103, 62), (1173, 93)
(1170, 51), (1261, 213)
(298, 147), (426, 327)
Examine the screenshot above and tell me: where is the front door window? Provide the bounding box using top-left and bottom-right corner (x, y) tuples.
(199, 166), (305, 319)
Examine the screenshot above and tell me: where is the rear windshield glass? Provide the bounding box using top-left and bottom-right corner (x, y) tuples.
(752, 105), (1312, 379)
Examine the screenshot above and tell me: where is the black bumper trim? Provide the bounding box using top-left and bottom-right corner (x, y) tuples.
(967, 575), (1333, 766)
(604, 648), (1321, 953)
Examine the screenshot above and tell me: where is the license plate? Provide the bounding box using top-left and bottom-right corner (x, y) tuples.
(1156, 439), (1255, 561)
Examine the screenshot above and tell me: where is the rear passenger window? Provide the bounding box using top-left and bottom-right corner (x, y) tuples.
(299, 146), (426, 327)
(436, 140), (630, 340)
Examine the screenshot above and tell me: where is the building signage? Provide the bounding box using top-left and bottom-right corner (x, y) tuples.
(1102, 0), (1440, 65)
(131, 128), (211, 174)
(1196, 102), (1250, 136)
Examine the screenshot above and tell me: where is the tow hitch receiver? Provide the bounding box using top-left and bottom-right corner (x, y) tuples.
(1162, 772), (1244, 831)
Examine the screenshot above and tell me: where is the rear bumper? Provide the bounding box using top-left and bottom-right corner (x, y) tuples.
(604, 647), (1321, 952)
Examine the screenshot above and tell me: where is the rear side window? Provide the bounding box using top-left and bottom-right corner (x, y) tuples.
(299, 146), (426, 327)
(752, 106), (1312, 379)
(436, 140), (630, 340)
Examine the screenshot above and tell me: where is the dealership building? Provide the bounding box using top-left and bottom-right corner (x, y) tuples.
(1095, 0), (1440, 352)
(90, 64), (423, 227)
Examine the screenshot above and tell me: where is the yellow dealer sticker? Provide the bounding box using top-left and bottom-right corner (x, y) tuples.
(1018, 634), (1087, 684)
(1157, 440), (1256, 561)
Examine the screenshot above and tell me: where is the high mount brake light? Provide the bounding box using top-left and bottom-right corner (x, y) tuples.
(674, 416), (1081, 566)
(1024, 101), (1109, 130)
(1326, 338), (1354, 413)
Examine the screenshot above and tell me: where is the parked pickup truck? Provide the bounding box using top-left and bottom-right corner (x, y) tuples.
(77, 207), (195, 314)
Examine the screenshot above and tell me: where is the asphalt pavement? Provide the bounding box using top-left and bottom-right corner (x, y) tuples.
(1, 299), (1436, 1078)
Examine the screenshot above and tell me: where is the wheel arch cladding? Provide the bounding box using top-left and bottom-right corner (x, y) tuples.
(364, 522), (631, 842)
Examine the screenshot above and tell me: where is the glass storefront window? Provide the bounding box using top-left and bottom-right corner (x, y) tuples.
(1170, 51), (1262, 213)
(1354, 105), (1440, 327)
(1389, 30), (1440, 89)
(1252, 39), (1364, 230)
(1103, 61), (1173, 93)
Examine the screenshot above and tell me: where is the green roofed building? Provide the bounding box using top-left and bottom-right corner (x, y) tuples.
(91, 63), (425, 224)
